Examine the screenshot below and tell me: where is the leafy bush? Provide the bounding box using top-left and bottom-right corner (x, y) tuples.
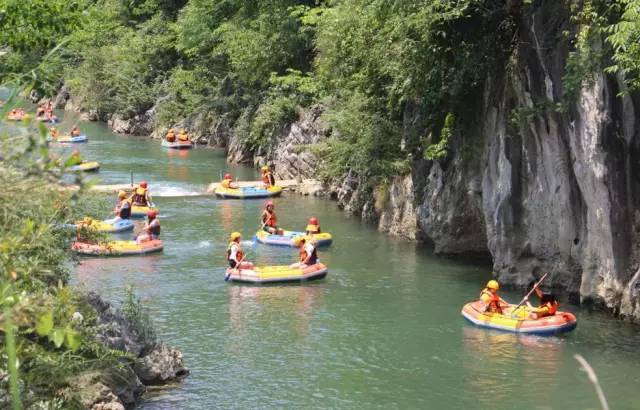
(122, 286), (157, 351)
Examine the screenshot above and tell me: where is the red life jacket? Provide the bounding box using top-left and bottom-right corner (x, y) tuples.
(262, 210), (277, 227)
(480, 289), (502, 313)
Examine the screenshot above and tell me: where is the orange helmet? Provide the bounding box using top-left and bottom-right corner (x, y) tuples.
(147, 210), (157, 218)
(309, 217), (318, 225)
(139, 181), (148, 188)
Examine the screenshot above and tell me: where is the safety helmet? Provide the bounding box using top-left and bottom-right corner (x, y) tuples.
(224, 173), (232, 179)
(261, 166), (269, 172)
(265, 200), (274, 208)
(72, 149), (80, 155)
(118, 190), (127, 199)
(230, 232), (241, 241)
(139, 181), (148, 188)
(147, 210), (157, 218)
(486, 280), (499, 290)
(309, 217), (318, 225)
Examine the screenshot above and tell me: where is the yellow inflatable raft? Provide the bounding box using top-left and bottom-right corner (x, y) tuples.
(69, 161), (100, 172)
(225, 263), (328, 284)
(214, 185), (282, 199)
(72, 239), (163, 256)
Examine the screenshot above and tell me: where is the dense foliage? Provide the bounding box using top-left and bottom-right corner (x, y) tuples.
(2, 0), (640, 182)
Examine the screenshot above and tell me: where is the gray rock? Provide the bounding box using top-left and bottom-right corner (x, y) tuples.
(134, 344), (189, 385)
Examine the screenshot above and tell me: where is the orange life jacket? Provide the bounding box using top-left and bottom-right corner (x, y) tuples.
(262, 210), (277, 227)
(480, 289), (502, 313)
(71, 129), (81, 137)
(166, 132), (176, 142)
(178, 132), (189, 141)
(262, 173), (270, 185)
(226, 242), (243, 261)
(538, 301), (558, 317)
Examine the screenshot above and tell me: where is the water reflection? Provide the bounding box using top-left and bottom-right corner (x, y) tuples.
(75, 254), (163, 291)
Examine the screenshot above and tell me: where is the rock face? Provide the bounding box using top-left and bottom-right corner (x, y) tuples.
(108, 107), (155, 135)
(85, 292), (188, 407)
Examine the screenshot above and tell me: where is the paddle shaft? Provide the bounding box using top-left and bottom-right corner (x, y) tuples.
(510, 273), (549, 317)
(225, 254), (245, 281)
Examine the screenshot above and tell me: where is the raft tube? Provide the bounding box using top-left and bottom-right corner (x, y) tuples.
(75, 218), (135, 233)
(72, 239), (163, 256)
(36, 116), (59, 124)
(68, 161), (100, 172)
(461, 301), (577, 335)
(130, 203), (158, 218)
(225, 263), (328, 284)
(161, 139), (193, 149)
(214, 185), (283, 199)
(255, 229), (333, 247)
(6, 114), (29, 122)
(47, 135), (88, 143)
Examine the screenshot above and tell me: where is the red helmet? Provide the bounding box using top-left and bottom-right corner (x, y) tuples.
(309, 217), (318, 225)
(224, 173), (232, 179)
(147, 209), (157, 218)
(265, 200), (274, 208)
(139, 181), (148, 188)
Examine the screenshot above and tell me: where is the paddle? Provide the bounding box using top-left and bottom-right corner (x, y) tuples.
(225, 254), (245, 281)
(510, 273), (549, 318)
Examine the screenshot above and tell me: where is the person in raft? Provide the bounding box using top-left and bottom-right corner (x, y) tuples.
(131, 181), (151, 206)
(524, 286), (559, 319)
(226, 232), (253, 270)
(136, 210), (160, 243)
(479, 279), (508, 314)
(71, 126), (81, 137)
(261, 200), (282, 234)
(165, 128), (176, 142)
(68, 149), (83, 166)
(220, 173), (238, 189)
(114, 190), (132, 220)
(177, 129), (189, 142)
(49, 127), (60, 138)
(305, 217), (321, 235)
(261, 165), (275, 187)
(36, 105), (45, 117)
(290, 237), (319, 269)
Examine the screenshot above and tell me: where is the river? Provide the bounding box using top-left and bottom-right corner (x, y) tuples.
(41, 112), (640, 409)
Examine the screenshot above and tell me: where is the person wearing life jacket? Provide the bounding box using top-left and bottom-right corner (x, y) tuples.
(305, 217), (321, 235)
(290, 237), (319, 268)
(261, 165), (275, 187)
(479, 279), (507, 314)
(261, 201), (281, 234)
(220, 173), (237, 189)
(165, 128), (176, 142)
(525, 287), (559, 319)
(131, 181), (150, 206)
(177, 129), (189, 142)
(226, 232), (253, 270)
(114, 190), (132, 220)
(49, 127), (59, 138)
(36, 105), (45, 118)
(71, 126), (81, 137)
(68, 149), (83, 166)
(137, 210), (160, 243)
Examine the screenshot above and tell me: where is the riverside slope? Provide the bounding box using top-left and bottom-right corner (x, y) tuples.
(50, 3), (639, 319)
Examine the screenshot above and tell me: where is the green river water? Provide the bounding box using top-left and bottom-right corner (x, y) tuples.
(22, 111), (640, 408)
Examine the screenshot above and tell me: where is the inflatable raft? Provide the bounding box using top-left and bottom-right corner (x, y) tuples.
(214, 185), (282, 199)
(6, 113), (29, 122)
(131, 204), (158, 218)
(68, 161), (100, 172)
(72, 239), (163, 256)
(75, 218), (134, 233)
(161, 139), (193, 149)
(255, 229), (333, 247)
(47, 135), (88, 143)
(36, 116), (59, 124)
(461, 301), (577, 335)
(225, 263), (328, 284)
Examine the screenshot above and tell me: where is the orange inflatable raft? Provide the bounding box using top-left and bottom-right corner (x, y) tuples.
(461, 301), (577, 335)
(72, 240), (163, 256)
(225, 263), (328, 284)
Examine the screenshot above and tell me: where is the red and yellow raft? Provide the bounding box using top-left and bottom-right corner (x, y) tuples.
(72, 240), (163, 256)
(461, 301), (577, 335)
(225, 263), (328, 284)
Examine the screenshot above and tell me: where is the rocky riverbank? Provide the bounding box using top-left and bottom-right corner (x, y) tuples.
(77, 292), (188, 409)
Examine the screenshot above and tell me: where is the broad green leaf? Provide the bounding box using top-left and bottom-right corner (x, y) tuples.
(65, 328), (82, 352)
(35, 311), (53, 336)
(50, 328), (64, 348)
